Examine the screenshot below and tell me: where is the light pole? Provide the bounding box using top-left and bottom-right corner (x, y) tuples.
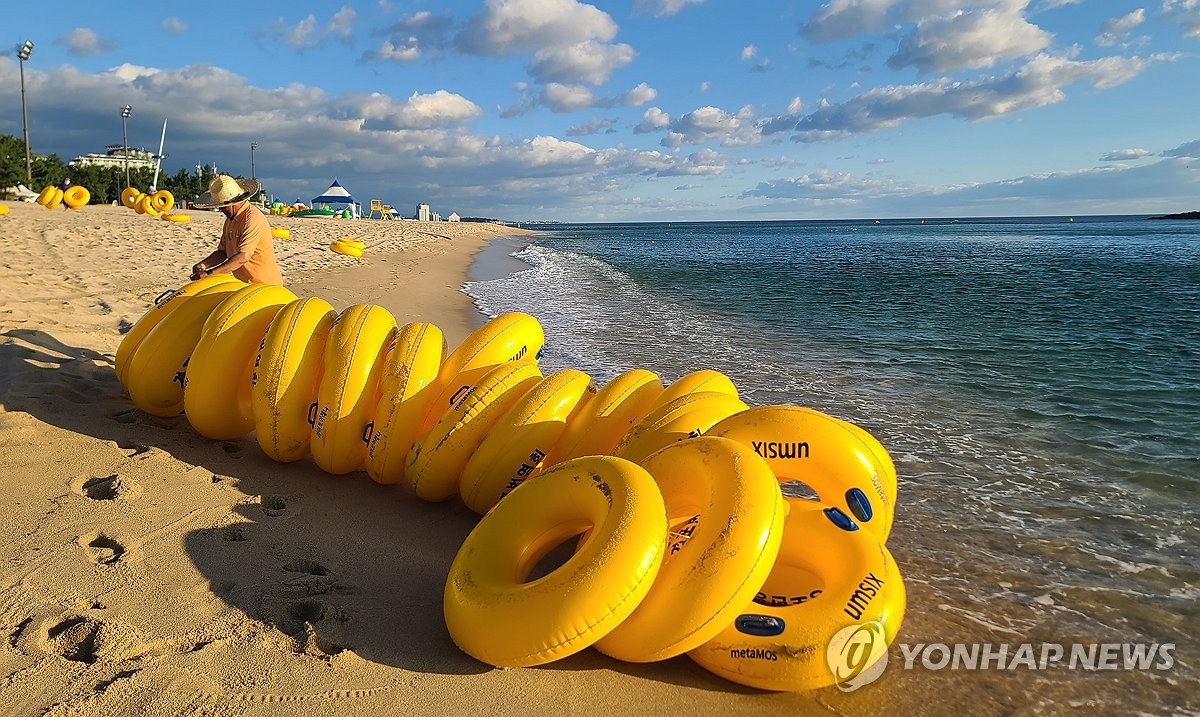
(18, 40), (34, 184)
(250, 141), (258, 179)
(120, 105), (132, 188)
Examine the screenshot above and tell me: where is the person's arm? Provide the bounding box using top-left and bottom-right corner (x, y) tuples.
(204, 247), (254, 276)
(191, 249), (227, 280)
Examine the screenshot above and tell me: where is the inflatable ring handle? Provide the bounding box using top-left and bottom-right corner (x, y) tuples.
(153, 288), (176, 305)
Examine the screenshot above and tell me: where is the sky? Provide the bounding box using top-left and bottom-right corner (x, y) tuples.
(1, 0), (1197, 222)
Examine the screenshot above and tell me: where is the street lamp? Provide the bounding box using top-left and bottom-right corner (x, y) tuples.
(18, 40), (34, 184)
(250, 141), (258, 179)
(120, 105), (132, 188)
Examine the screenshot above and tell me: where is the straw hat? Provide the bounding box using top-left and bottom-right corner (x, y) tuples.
(192, 175), (261, 208)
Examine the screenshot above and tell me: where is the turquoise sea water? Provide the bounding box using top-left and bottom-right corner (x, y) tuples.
(464, 216), (1199, 712)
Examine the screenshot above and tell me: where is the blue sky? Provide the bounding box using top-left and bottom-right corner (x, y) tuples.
(2, 0), (1197, 221)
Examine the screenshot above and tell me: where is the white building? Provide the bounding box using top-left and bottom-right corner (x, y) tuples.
(416, 203), (430, 221)
(448, 212), (460, 222)
(69, 145), (158, 171)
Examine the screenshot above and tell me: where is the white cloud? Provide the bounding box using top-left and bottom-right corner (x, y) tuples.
(792, 52), (1178, 141)
(540, 83), (596, 112)
(632, 0), (705, 16)
(1161, 139), (1200, 158)
(889, 2), (1053, 74)
(529, 41), (636, 85)
(1099, 148), (1150, 161)
(277, 7), (358, 50)
(635, 107), (671, 133)
(56, 28), (117, 56)
(699, 81), (711, 92)
(1163, 0), (1200, 38)
(1095, 8), (1145, 47)
(363, 11), (454, 62)
(621, 82), (658, 106)
(161, 18), (188, 34)
(457, 0), (617, 55)
(567, 117), (617, 136)
(801, 0), (900, 43)
(662, 105), (760, 148)
(741, 44), (758, 61)
(742, 168), (915, 202)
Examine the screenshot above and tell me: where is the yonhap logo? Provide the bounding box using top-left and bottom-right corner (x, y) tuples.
(827, 621), (889, 692)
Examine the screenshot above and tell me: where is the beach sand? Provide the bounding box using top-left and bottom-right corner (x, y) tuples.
(0, 201), (977, 715)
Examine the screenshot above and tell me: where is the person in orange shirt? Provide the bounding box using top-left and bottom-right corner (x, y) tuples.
(189, 175), (283, 285)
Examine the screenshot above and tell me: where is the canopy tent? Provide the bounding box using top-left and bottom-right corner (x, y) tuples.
(310, 179), (361, 218)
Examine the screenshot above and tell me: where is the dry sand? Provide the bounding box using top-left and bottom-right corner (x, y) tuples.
(0, 201), (918, 716)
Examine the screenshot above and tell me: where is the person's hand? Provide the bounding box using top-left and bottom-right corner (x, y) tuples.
(191, 263), (207, 281)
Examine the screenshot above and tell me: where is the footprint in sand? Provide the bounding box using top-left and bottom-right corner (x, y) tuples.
(282, 559), (338, 595)
(77, 532), (127, 565)
(71, 473), (143, 502)
(44, 616), (102, 663)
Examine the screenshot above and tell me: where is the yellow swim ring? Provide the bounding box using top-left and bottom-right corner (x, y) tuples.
(688, 497), (906, 692)
(458, 368), (593, 514)
(271, 227), (290, 239)
(149, 189), (174, 213)
(44, 188), (64, 210)
(595, 436), (786, 663)
(444, 455), (668, 668)
(36, 185), (55, 206)
(161, 213), (190, 222)
(543, 368), (663, 467)
(365, 322), (446, 485)
(123, 282), (244, 416)
(0, 204), (9, 216)
(405, 359), (542, 502)
(612, 391), (749, 466)
(136, 194), (160, 216)
(115, 274), (242, 386)
(309, 304), (396, 475)
(252, 297), (337, 463)
(649, 368), (739, 411)
(708, 405), (895, 542)
(62, 185), (90, 209)
(334, 237), (364, 249)
(120, 187), (141, 209)
(419, 312), (545, 432)
(329, 241), (362, 257)
(183, 284), (297, 440)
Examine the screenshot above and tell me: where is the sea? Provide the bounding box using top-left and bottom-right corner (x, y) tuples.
(463, 215), (1199, 714)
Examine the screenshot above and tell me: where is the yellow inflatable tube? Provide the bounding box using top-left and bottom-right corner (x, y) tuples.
(115, 274), (241, 386)
(0, 204), (8, 216)
(458, 368), (593, 514)
(62, 186), (90, 209)
(419, 312), (545, 432)
(365, 322), (446, 485)
(688, 497), (906, 691)
(444, 455), (668, 668)
(252, 297), (337, 462)
(123, 281), (244, 416)
(405, 359), (542, 502)
(649, 368), (739, 411)
(612, 391), (749, 466)
(44, 188), (64, 210)
(310, 304), (396, 475)
(120, 187), (141, 209)
(162, 213), (189, 223)
(543, 368), (663, 467)
(708, 405), (895, 542)
(149, 189), (174, 213)
(595, 436), (786, 663)
(183, 284), (297, 440)
(271, 227), (290, 239)
(329, 241), (362, 257)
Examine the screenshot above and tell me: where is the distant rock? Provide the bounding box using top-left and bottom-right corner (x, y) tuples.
(1147, 211), (1200, 220)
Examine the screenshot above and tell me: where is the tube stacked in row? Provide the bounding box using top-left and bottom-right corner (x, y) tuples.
(117, 275), (906, 691)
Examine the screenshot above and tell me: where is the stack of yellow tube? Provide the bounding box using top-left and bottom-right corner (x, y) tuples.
(119, 186), (186, 221)
(117, 276), (907, 692)
(36, 184), (90, 210)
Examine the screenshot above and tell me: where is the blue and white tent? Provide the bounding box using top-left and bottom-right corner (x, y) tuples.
(310, 178), (361, 217)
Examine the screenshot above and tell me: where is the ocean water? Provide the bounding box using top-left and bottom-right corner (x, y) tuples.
(464, 216), (1199, 711)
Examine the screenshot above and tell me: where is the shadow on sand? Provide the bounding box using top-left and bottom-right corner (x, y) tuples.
(0, 328), (744, 692)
